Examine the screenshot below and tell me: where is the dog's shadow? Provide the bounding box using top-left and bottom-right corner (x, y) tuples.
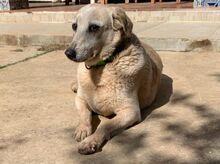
(141, 74), (173, 120)
(92, 74), (173, 133)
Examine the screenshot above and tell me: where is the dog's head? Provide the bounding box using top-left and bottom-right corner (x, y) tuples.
(65, 4), (133, 65)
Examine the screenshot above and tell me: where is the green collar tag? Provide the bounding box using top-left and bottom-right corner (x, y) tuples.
(85, 54), (115, 69)
(95, 60), (107, 66)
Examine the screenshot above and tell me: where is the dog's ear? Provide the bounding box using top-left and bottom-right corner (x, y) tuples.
(111, 7), (133, 37)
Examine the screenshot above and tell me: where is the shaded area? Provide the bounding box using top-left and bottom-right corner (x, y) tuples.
(74, 130), (149, 164)
(142, 74), (173, 119)
(210, 73), (220, 82)
(77, 76), (220, 163)
(0, 126), (76, 152)
(0, 136), (29, 151)
(170, 91), (194, 104)
(148, 154), (181, 164)
(112, 132), (148, 154)
(164, 92), (220, 163)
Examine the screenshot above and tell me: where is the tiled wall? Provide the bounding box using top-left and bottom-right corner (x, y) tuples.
(194, 0), (220, 7)
(0, 0), (10, 10)
(0, 0), (29, 10)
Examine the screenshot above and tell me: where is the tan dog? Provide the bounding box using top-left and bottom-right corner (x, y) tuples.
(65, 4), (163, 154)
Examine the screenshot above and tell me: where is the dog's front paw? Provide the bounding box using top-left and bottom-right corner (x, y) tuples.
(74, 124), (92, 142)
(78, 136), (101, 155)
(71, 82), (78, 93)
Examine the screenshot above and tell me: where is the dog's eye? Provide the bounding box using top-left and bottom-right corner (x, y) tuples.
(89, 24), (100, 33)
(72, 23), (77, 31)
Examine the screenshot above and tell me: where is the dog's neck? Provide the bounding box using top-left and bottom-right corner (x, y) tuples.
(84, 37), (130, 69)
(84, 54), (115, 69)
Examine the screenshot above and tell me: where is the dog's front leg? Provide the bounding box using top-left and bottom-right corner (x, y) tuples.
(74, 96), (92, 142)
(78, 104), (141, 154)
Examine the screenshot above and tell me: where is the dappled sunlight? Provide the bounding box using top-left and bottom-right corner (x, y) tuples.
(1, 49), (219, 163)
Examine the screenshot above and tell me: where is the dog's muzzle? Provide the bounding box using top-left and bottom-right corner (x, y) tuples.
(65, 48), (77, 61)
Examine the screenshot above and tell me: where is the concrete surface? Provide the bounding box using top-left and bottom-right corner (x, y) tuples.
(0, 22), (220, 52)
(0, 46), (220, 164)
(0, 46), (45, 68)
(1, 10), (220, 23)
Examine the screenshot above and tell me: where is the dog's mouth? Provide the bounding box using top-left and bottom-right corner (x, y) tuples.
(71, 57), (86, 62)
(65, 54), (77, 62)
(65, 48), (96, 63)
(65, 53), (88, 63)
(72, 53), (95, 63)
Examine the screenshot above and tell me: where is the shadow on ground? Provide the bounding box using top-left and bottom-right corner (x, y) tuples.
(0, 137), (29, 151)
(164, 92), (220, 163)
(74, 73), (220, 163)
(74, 74), (174, 162)
(145, 91), (220, 163)
(142, 74), (173, 119)
(210, 72), (220, 82)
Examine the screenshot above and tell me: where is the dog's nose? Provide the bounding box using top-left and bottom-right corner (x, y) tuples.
(65, 48), (76, 60)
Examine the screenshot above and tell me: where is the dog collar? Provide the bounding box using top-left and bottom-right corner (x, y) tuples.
(84, 39), (127, 69)
(85, 54), (115, 69)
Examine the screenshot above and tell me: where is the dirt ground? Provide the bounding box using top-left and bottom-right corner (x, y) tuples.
(0, 46), (219, 164)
